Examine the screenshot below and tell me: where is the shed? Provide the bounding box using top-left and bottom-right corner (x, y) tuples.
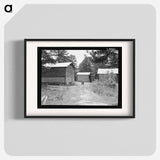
(97, 68), (118, 81)
(77, 72), (91, 82)
(42, 62), (75, 85)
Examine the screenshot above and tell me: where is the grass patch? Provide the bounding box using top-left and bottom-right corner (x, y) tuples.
(91, 80), (118, 97)
(41, 84), (68, 105)
(90, 73), (118, 105)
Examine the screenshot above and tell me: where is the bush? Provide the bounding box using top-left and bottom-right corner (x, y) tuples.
(102, 73), (117, 88)
(91, 73), (118, 97)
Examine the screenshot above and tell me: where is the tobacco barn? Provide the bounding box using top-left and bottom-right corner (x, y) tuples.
(97, 68), (118, 81)
(42, 62), (75, 85)
(77, 72), (91, 82)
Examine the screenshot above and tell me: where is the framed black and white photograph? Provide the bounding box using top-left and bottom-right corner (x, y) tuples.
(25, 39), (135, 118)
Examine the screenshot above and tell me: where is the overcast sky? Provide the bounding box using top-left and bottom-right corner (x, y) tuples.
(67, 50), (91, 66)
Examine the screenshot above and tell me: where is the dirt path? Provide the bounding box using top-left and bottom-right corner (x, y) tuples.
(60, 82), (109, 105)
(42, 82), (116, 105)
(77, 85), (108, 105)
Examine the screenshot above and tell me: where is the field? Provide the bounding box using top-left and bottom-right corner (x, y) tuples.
(41, 81), (118, 106)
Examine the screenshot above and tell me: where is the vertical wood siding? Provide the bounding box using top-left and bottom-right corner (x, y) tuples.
(77, 75), (90, 82)
(42, 68), (66, 77)
(42, 64), (74, 84)
(42, 77), (65, 83)
(65, 65), (74, 84)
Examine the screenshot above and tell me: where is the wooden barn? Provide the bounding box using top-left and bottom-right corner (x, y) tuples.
(97, 68), (118, 81)
(42, 62), (75, 85)
(77, 72), (91, 82)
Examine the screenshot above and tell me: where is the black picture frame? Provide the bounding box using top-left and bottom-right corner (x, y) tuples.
(37, 46), (122, 109)
(24, 39), (135, 118)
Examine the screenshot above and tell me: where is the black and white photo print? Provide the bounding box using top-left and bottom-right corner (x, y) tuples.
(38, 47), (122, 108)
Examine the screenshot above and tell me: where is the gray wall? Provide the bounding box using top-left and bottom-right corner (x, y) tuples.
(4, 4), (156, 156)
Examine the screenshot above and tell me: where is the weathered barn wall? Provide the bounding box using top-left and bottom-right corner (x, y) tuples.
(42, 77), (65, 83)
(98, 74), (107, 81)
(77, 75), (90, 82)
(42, 65), (74, 84)
(66, 65), (74, 84)
(98, 74), (118, 81)
(42, 68), (66, 77)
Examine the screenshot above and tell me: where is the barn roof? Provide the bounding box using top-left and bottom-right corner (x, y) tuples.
(97, 68), (118, 74)
(77, 72), (91, 75)
(44, 62), (72, 68)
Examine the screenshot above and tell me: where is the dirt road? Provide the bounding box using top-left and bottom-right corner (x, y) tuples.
(42, 82), (117, 105)
(64, 82), (109, 105)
